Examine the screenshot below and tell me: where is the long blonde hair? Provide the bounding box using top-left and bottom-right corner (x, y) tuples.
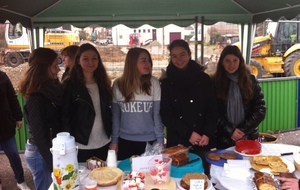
(118, 48), (153, 102)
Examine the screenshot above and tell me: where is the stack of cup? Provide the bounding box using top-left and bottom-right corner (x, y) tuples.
(106, 149), (117, 167)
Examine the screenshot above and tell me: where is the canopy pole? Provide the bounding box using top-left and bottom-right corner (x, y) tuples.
(194, 16), (198, 61)
(201, 16), (204, 64)
(245, 23), (256, 64)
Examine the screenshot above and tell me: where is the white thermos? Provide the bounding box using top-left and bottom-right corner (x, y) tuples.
(51, 132), (79, 190)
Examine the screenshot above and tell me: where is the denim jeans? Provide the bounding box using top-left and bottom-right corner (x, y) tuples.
(24, 143), (52, 190)
(0, 136), (25, 184)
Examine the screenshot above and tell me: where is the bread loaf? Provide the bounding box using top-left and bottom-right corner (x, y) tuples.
(253, 172), (276, 190)
(170, 152), (189, 166)
(279, 172), (297, 185)
(161, 145), (188, 155)
(180, 173), (208, 190)
(279, 172), (297, 179)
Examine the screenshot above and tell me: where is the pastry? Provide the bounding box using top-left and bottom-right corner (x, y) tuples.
(219, 152), (238, 160)
(88, 167), (123, 186)
(86, 156), (106, 170)
(121, 171), (145, 190)
(250, 156), (289, 175)
(180, 172), (208, 190)
(253, 172), (276, 190)
(207, 153), (220, 161)
(170, 152), (189, 166)
(252, 156), (269, 166)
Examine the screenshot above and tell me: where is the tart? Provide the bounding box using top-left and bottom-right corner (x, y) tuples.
(88, 167), (123, 186)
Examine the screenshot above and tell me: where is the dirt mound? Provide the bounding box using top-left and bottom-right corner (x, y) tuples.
(97, 46), (126, 62)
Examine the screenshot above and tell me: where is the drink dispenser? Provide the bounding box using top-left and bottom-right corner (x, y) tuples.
(51, 132), (79, 190)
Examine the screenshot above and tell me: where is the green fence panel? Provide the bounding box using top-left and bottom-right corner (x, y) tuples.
(15, 93), (29, 151)
(13, 78), (300, 150)
(258, 77), (298, 133)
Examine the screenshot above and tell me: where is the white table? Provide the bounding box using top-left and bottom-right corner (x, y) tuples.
(49, 162), (185, 190)
(210, 143), (300, 190)
(49, 163), (217, 190)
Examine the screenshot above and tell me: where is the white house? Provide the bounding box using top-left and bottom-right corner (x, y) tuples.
(111, 24), (200, 46)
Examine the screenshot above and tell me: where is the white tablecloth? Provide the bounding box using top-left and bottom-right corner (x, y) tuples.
(49, 163), (216, 190)
(210, 143), (300, 190)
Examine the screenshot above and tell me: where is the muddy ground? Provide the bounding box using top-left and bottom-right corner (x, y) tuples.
(0, 43), (221, 89)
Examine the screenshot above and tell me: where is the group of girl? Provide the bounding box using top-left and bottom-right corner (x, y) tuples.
(18, 40), (266, 190)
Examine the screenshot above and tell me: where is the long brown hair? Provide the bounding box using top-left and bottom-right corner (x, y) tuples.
(70, 43), (112, 98)
(19, 48), (58, 98)
(212, 45), (253, 103)
(61, 45), (79, 69)
(118, 47), (153, 102)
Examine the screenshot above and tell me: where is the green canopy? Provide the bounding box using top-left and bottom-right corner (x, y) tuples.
(1, 0), (300, 28)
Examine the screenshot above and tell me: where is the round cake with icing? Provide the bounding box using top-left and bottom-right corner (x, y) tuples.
(235, 140), (262, 155)
(170, 153), (204, 178)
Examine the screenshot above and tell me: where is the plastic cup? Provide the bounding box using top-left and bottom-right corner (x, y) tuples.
(106, 149), (117, 167)
(148, 156), (172, 184)
(85, 179), (97, 190)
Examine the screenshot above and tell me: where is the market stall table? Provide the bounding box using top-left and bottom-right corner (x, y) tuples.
(210, 143), (300, 190)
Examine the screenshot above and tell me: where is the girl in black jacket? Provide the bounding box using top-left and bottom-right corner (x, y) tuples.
(160, 39), (218, 176)
(19, 48), (63, 190)
(61, 43), (112, 162)
(211, 45), (266, 149)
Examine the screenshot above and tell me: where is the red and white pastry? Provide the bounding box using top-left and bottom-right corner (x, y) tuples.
(122, 171), (145, 190)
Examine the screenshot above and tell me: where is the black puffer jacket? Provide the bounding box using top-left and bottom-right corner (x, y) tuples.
(215, 75), (266, 149)
(61, 77), (112, 145)
(160, 60), (218, 150)
(0, 71), (22, 141)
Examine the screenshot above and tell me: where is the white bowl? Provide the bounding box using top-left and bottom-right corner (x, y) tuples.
(293, 154), (300, 171)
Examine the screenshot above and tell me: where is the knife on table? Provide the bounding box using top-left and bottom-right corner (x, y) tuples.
(178, 158), (200, 167)
(281, 152), (300, 156)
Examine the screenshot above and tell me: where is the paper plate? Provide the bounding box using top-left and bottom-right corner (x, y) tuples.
(249, 157), (295, 175)
(205, 149), (243, 167)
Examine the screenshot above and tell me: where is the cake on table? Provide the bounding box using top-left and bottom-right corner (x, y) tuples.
(235, 140), (262, 155)
(161, 145), (204, 178)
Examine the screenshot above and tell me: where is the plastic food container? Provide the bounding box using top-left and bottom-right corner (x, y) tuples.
(148, 156), (172, 184)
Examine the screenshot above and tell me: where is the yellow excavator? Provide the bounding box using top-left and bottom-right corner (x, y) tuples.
(1, 21), (79, 67)
(235, 16), (300, 78)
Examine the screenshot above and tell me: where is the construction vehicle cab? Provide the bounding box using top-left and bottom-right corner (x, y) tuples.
(235, 16), (300, 78)
(2, 21), (79, 67)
